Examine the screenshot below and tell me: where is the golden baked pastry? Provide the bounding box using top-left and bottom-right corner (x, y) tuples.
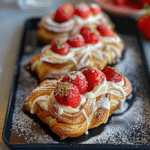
(23, 67), (132, 140)
(36, 3), (114, 44)
(27, 27), (124, 81)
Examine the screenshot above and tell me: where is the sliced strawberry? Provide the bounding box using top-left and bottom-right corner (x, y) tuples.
(67, 34), (85, 48)
(137, 13), (150, 41)
(61, 71), (88, 94)
(74, 3), (91, 19)
(97, 24), (114, 37)
(51, 38), (70, 55)
(101, 67), (123, 83)
(113, 0), (128, 5)
(80, 25), (100, 44)
(82, 68), (106, 92)
(54, 82), (81, 108)
(54, 3), (74, 23)
(89, 3), (101, 15)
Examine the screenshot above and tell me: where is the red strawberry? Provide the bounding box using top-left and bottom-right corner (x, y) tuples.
(97, 24), (114, 37)
(54, 82), (81, 108)
(80, 25), (91, 37)
(137, 13), (150, 41)
(51, 38), (70, 55)
(74, 3), (91, 19)
(82, 68), (106, 92)
(54, 3), (74, 23)
(113, 0), (128, 5)
(61, 71), (88, 94)
(101, 67), (123, 83)
(80, 25), (100, 44)
(67, 34), (85, 48)
(89, 3), (101, 15)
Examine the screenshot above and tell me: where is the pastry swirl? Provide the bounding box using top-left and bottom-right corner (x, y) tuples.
(23, 69), (132, 140)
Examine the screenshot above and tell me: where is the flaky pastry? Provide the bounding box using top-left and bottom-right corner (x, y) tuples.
(23, 68), (132, 140)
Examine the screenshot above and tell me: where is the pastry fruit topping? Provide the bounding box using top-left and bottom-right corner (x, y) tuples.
(80, 25), (100, 44)
(102, 67), (123, 83)
(74, 3), (91, 19)
(97, 24), (114, 37)
(61, 71), (88, 94)
(89, 3), (101, 15)
(54, 3), (74, 23)
(82, 68), (106, 92)
(51, 38), (70, 55)
(54, 82), (81, 108)
(67, 34), (85, 48)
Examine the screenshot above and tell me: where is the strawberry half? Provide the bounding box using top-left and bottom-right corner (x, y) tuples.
(97, 24), (114, 37)
(80, 25), (100, 44)
(67, 34), (85, 48)
(82, 68), (106, 92)
(54, 3), (74, 23)
(54, 82), (81, 108)
(89, 3), (101, 15)
(137, 13), (150, 41)
(61, 71), (88, 94)
(74, 3), (91, 19)
(51, 38), (70, 55)
(101, 67), (123, 83)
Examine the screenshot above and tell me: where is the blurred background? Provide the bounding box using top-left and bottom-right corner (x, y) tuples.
(0, 0), (149, 149)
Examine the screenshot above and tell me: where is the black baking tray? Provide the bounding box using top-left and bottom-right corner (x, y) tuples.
(2, 16), (150, 150)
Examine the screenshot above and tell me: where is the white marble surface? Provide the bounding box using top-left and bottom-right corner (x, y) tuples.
(0, 1), (149, 149)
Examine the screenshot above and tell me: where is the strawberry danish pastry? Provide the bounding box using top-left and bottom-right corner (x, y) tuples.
(23, 67), (132, 140)
(27, 24), (124, 81)
(36, 2), (115, 44)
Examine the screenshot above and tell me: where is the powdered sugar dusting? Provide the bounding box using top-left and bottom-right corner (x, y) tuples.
(11, 32), (150, 145)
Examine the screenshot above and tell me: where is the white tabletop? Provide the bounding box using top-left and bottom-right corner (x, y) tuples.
(0, 1), (149, 149)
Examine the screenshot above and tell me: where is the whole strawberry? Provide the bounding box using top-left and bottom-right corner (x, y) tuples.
(61, 71), (88, 94)
(74, 3), (91, 19)
(102, 67), (123, 83)
(96, 24), (114, 37)
(82, 68), (106, 92)
(80, 25), (100, 44)
(89, 3), (102, 15)
(137, 13), (150, 41)
(54, 82), (81, 108)
(67, 34), (85, 48)
(51, 38), (70, 55)
(54, 3), (74, 23)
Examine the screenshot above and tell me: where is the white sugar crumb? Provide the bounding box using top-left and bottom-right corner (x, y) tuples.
(11, 34), (150, 145)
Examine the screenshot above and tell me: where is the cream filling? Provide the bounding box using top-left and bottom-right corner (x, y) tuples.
(74, 13), (103, 25)
(44, 17), (75, 32)
(40, 42), (103, 65)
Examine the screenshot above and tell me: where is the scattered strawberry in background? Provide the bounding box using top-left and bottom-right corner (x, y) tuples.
(113, 0), (128, 5)
(54, 82), (81, 108)
(80, 25), (100, 44)
(89, 3), (102, 15)
(54, 3), (74, 22)
(97, 24), (114, 37)
(67, 34), (85, 48)
(102, 67), (123, 83)
(51, 38), (70, 55)
(61, 71), (88, 94)
(82, 68), (106, 92)
(137, 12), (150, 41)
(74, 3), (91, 19)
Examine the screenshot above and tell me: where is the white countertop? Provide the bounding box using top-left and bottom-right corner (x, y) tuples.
(0, 1), (149, 149)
